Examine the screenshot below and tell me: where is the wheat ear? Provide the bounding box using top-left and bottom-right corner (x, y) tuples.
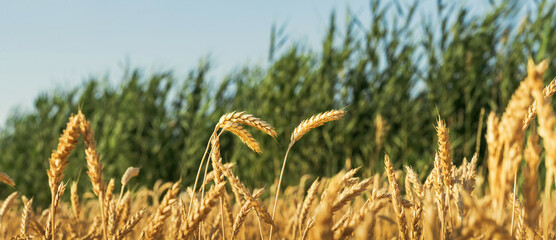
(46, 113), (80, 195)
(270, 109), (345, 239)
(214, 160), (275, 227)
(182, 181), (226, 238)
(208, 137), (229, 240)
(231, 200), (252, 240)
(332, 208), (352, 234)
(45, 113), (80, 239)
(140, 180), (181, 239)
(224, 122), (262, 154)
(18, 197), (33, 237)
(193, 111), (275, 221)
(297, 178), (320, 238)
(290, 109), (346, 143)
(523, 76), (556, 130)
(77, 111), (109, 238)
(0, 171), (14, 187)
(117, 191), (131, 226)
(405, 166), (424, 240)
(0, 192), (18, 223)
(70, 181), (80, 222)
(385, 154), (408, 240)
(230, 188), (264, 240)
(436, 118), (453, 188)
(217, 111), (278, 137)
(311, 175), (344, 240)
(113, 208), (146, 240)
(525, 58), (553, 239)
(332, 178), (373, 212)
(338, 167), (361, 189)
(119, 167), (140, 205)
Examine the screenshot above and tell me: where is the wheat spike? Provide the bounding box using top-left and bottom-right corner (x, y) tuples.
(310, 177), (341, 240)
(435, 118), (453, 188)
(231, 200), (252, 240)
(45, 113), (80, 239)
(0, 192), (18, 222)
(332, 178), (373, 212)
(297, 178), (320, 237)
(214, 160), (275, 228)
(218, 111), (277, 137)
(332, 208), (352, 233)
(121, 167), (140, 187)
(71, 181), (80, 221)
(182, 181), (226, 238)
(230, 188), (264, 240)
(405, 166), (424, 240)
(117, 191), (131, 226)
(270, 109), (346, 239)
(338, 167), (360, 189)
(18, 197), (33, 237)
(0, 171), (14, 187)
(77, 112), (105, 197)
(224, 122), (262, 154)
(113, 208), (147, 240)
(385, 154), (408, 240)
(523, 76), (556, 130)
(46, 113), (80, 195)
(140, 180), (181, 239)
(462, 153), (478, 193)
(290, 109), (346, 143)
(77, 111), (110, 238)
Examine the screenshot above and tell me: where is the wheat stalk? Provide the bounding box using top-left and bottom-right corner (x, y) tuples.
(270, 109), (345, 239)
(116, 191), (131, 227)
(523, 127), (541, 227)
(47, 182), (67, 240)
(525, 58), (553, 239)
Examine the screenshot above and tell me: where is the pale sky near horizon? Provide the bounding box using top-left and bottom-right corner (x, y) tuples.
(0, 0), (503, 127)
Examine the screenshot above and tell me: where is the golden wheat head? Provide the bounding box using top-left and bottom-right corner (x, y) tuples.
(291, 109), (346, 144)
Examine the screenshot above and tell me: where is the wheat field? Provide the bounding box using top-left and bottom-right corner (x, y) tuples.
(0, 58), (556, 239)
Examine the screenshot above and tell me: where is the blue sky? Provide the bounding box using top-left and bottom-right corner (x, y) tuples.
(0, 0), (497, 126)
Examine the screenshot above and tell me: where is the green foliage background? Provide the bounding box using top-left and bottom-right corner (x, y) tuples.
(2, 0), (556, 206)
